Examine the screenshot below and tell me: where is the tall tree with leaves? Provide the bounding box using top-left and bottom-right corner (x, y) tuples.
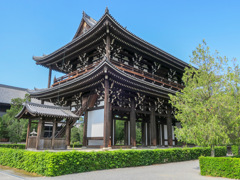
(169, 40), (240, 156)
(1, 94), (30, 143)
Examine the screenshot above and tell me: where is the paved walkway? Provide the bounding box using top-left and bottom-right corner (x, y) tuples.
(0, 160), (231, 180)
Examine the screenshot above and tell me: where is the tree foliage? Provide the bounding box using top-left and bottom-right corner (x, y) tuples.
(0, 94), (30, 143)
(169, 40), (240, 153)
(71, 117), (83, 144)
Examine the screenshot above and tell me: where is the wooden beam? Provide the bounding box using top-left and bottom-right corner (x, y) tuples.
(130, 100), (136, 147)
(87, 137), (104, 140)
(48, 65), (52, 88)
(167, 106), (173, 146)
(112, 106), (131, 112)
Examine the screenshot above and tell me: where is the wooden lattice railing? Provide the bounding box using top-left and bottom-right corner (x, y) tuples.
(110, 60), (184, 91)
(52, 60), (102, 87)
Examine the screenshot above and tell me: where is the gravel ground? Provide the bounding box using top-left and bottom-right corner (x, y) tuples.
(0, 160), (232, 180)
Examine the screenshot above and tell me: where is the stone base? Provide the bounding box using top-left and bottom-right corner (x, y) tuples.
(131, 146), (137, 149)
(81, 146), (87, 149)
(150, 146), (157, 149)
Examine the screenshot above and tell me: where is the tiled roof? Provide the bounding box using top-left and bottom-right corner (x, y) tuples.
(0, 84), (27, 104)
(16, 102), (79, 119)
(0, 84), (53, 106)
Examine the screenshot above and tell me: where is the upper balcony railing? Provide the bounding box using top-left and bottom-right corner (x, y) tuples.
(52, 60), (102, 87)
(110, 60), (184, 91)
(51, 58), (184, 91)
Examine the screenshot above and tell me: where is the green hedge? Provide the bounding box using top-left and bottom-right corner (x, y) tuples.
(199, 156), (240, 179)
(231, 145), (239, 156)
(70, 143), (82, 148)
(0, 144), (25, 149)
(0, 146), (226, 176)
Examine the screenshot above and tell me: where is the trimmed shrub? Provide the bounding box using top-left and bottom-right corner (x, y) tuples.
(0, 146), (226, 176)
(70, 142), (82, 148)
(215, 146), (227, 157)
(199, 156), (240, 179)
(231, 145), (239, 156)
(0, 144), (25, 149)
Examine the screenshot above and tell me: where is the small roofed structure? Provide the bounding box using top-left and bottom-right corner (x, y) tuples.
(16, 102), (79, 150)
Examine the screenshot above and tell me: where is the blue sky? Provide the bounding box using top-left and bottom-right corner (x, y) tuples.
(0, 0), (239, 89)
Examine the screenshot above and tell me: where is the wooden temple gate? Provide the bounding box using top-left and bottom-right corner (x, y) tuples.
(26, 8), (189, 149)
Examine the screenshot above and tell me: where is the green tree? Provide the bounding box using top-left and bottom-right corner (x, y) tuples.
(115, 120), (125, 145)
(136, 122), (142, 145)
(71, 117), (84, 144)
(169, 40), (240, 156)
(1, 94), (29, 143)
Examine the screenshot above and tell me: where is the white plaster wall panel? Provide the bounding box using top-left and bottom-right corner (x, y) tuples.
(87, 109), (104, 137)
(88, 140), (103, 146)
(98, 100), (104, 106)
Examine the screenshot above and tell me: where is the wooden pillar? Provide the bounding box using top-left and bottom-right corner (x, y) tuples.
(51, 119), (56, 149)
(108, 103), (112, 147)
(68, 126), (71, 146)
(65, 120), (70, 148)
(142, 121), (146, 146)
(103, 78), (110, 148)
(36, 119), (42, 150)
(48, 65), (52, 88)
(26, 119), (31, 149)
(111, 112), (114, 146)
(147, 122), (151, 146)
(150, 106), (157, 146)
(162, 123), (165, 146)
(167, 106), (173, 146)
(113, 119), (116, 145)
(82, 111), (88, 146)
(124, 121), (128, 146)
(130, 100), (136, 147)
(156, 122), (160, 146)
